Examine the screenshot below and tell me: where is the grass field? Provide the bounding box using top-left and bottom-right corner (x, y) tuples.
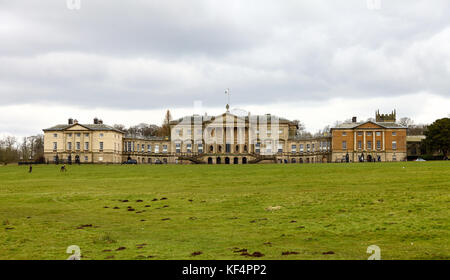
(0, 162), (449, 260)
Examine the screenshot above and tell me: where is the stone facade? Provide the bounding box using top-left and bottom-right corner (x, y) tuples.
(43, 110), (407, 164)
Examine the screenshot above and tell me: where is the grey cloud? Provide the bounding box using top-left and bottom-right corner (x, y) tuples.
(0, 0), (450, 111)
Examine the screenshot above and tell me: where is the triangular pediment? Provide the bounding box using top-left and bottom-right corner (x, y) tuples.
(66, 124), (91, 131)
(355, 121), (384, 129)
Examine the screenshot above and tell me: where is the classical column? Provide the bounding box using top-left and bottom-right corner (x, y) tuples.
(353, 131), (356, 151)
(373, 132), (375, 149)
(363, 131), (366, 151)
(382, 131), (385, 151)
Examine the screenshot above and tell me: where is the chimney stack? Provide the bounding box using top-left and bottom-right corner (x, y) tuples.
(74, 119), (78, 124)
(94, 117), (99, 124)
(68, 118), (73, 125)
(98, 119), (103, 124)
(352, 116), (357, 123)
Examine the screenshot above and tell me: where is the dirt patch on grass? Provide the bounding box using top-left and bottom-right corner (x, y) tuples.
(322, 251), (335, 255)
(115, 247), (126, 251)
(282, 251), (299, 255)
(76, 224), (93, 229)
(191, 251), (202, 256)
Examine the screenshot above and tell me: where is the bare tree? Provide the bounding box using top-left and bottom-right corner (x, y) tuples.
(399, 117), (414, 127)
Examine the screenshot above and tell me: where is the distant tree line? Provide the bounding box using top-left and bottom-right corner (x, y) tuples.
(113, 110), (173, 138)
(0, 135), (44, 164)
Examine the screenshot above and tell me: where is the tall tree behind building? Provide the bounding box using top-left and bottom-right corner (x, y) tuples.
(158, 110), (172, 137)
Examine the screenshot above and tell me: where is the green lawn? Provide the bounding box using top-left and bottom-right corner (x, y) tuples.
(0, 162), (449, 260)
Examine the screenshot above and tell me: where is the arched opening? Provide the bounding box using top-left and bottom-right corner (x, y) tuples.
(148, 158), (152, 164)
(225, 157), (230, 164)
(67, 155), (72, 164)
(75, 155), (80, 164)
(244, 145), (248, 152)
(209, 145), (214, 152)
(367, 155), (373, 162)
(142, 158), (145, 163)
(208, 157), (213, 164)
(291, 158), (296, 163)
(235, 145), (239, 153)
(299, 158), (303, 163)
(233, 157), (239, 164)
(216, 157), (221, 164)
(242, 157), (247, 164)
(306, 158), (310, 163)
(218, 145), (222, 153)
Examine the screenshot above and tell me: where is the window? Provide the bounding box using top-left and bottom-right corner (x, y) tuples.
(84, 133), (89, 137)
(392, 132), (396, 136)
(367, 141), (372, 150)
(377, 140), (381, 150)
(392, 141), (397, 150)
(312, 144), (315, 152)
(67, 142), (72, 150)
(358, 132), (362, 136)
(154, 145), (159, 153)
(342, 132), (347, 136)
(291, 145), (296, 153)
(198, 143), (203, 153)
(367, 132), (372, 136)
(98, 156), (103, 161)
(358, 141), (362, 150)
(84, 156), (88, 161)
(85, 142), (89, 150)
(255, 143), (261, 153)
(99, 142), (104, 150)
(307, 144), (310, 152)
(67, 133), (72, 137)
(136, 145), (140, 152)
(53, 142), (57, 150)
(277, 143), (283, 153)
(342, 141), (347, 149)
(187, 143), (192, 153)
(265, 142), (272, 153)
(392, 154), (397, 161)
(300, 144), (304, 152)
(127, 142), (132, 152)
(53, 134), (58, 138)
(99, 133), (104, 137)
(175, 143), (181, 153)
(76, 133), (81, 137)
(376, 131), (381, 136)
(147, 145), (152, 153)
(163, 145), (168, 153)
(76, 142), (80, 150)
(141, 144), (145, 152)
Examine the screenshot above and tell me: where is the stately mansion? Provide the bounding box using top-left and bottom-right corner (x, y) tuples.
(43, 109), (407, 164)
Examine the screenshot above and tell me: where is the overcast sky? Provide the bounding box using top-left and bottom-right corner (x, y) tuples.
(1, 0), (449, 137)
